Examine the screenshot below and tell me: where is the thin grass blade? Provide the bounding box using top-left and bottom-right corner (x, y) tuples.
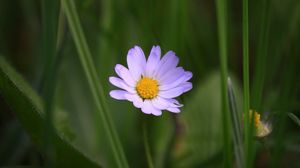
(62, 0), (128, 167)
(227, 77), (244, 168)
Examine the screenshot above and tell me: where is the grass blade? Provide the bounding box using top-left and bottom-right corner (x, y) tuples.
(251, 0), (270, 110)
(62, 0), (129, 167)
(242, 0), (252, 166)
(0, 57), (101, 167)
(215, 0), (232, 166)
(228, 77), (244, 168)
(40, 0), (60, 165)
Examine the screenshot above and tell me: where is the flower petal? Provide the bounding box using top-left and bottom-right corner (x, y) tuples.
(159, 86), (185, 99)
(155, 51), (179, 79)
(109, 90), (128, 100)
(142, 100), (162, 116)
(124, 93), (143, 108)
(159, 71), (193, 90)
(166, 98), (183, 108)
(167, 107), (181, 113)
(159, 67), (185, 84)
(109, 77), (136, 93)
(180, 82), (193, 93)
(146, 46), (161, 77)
(152, 96), (170, 110)
(115, 64), (136, 87)
(127, 46), (146, 81)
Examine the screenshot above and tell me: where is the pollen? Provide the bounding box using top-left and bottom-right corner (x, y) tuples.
(249, 110), (261, 128)
(136, 77), (159, 99)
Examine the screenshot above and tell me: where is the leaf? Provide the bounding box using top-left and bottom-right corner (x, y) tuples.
(177, 72), (223, 168)
(288, 113), (300, 127)
(0, 57), (101, 168)
(176, 72), (243, 168)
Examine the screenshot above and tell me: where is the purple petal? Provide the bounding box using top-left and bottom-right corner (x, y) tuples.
(159, 71), (193, 90)
(127, 46), (146, 81)
(109, 77), (136, 93)
(109, 90), (128, 100)
(141, 100), (152, 114)
(180, 82), (193, 93)
(145, 46), (161, 77)
(159, 86), (185, 98)
(167, 107), (181, 113)
(152, 96), (169, 109)
(159, 67), (184, 84)
(115, 64), (136, 87)
(166, 98), (183, 108)
(142, 100), (162, 116)
(155, 51), (179, 79)
(124, 94), (143, 108)
(151, 108), (162, 116)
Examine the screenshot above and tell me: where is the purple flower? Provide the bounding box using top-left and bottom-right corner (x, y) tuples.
(109, 45), (193, 116)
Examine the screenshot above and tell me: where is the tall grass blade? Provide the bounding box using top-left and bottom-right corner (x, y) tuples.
(62, 0), (129, 167)
(242, 0), (252, 166)
(227, 77), (244, 168)
(215, 0), (232, 166)
(40, 0), (60, 166)
(252, 0), (270, 110)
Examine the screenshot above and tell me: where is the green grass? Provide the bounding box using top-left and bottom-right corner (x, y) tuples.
(215, 0), (232, 167)
(62, 0), (128, 167)
(0, 0), (300, 167)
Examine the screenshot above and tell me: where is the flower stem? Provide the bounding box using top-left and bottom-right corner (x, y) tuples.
(260, 139), (272, 162)
(143, 122), (154, 168)
(62, 0), (128, 167)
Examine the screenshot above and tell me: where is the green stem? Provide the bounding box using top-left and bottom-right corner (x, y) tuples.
(242, 0), (251, 167)
(251, 0), (270, 110)
(41, 0), (59, 166)
(62, 0), (128, 168)
(143, 122), (154, 168)
(215, 0), (232, 167)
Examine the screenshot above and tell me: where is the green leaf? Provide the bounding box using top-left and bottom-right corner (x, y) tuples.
(0, 57), (101, 168)
(176, 72), (243, 168)
(177, 72), (224, 168)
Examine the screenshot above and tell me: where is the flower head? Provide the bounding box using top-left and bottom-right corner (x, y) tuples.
(109, 45), (193, 116)
(247, 110), (272, 138)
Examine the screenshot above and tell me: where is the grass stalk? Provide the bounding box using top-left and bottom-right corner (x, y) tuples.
(252, 0), (270, 110)
(62, 0), (129, 167)
(215, 0), (232, 167)
(242, 0), (251, 167)
(228, 78), (244, 168)
(41, 0), (60, 166)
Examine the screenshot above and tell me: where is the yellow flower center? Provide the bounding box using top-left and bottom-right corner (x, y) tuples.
(136, 77), (159, 99)
(249, 110), (261, 128)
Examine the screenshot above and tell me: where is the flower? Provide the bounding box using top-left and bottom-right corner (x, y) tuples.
(109, 45), (193, 116)
(247, 110), (272, 138)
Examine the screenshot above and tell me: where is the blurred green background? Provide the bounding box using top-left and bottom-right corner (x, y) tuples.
(0, 0), (299, 167)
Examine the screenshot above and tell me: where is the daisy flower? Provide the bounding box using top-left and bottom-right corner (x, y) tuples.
(109, 45), (193, 116)
(247, 110), (272, 138)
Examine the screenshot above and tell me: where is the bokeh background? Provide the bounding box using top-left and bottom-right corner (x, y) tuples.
(0, 0), (300, 167)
